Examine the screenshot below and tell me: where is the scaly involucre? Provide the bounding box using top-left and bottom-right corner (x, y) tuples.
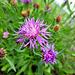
(41, 43), (58, 64)
(21, 0), (32, 4)
(14, 18), (51, 52)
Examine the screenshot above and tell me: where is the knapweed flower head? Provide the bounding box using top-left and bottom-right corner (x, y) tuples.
(36, 3), (40, 8)
(0, 48), (6, 59)
(13, 18), (51, 52)
(44, 6), (51, 12)
(21, 0), (32, 4)
(41, 43), (58, 64)
(33, 3), (40, 8)
(3, 31), (9, 38)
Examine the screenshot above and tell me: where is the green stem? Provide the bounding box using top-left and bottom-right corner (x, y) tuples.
(34, 52), (42, 57)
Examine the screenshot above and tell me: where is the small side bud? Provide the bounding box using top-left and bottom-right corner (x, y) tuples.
(12, 1), (17, 6)
(7, 0), (11, 3)
(69, 20), (72, 23)
(21, 11), (27, 17)
(56, 15), (62, 22)
(64, 0), (67, 4)
(27, 9), (31, 14)
(0, 48), (6, 59)
(70, 2), (72, 4)
(73, 15), (75, 18)
(33, 3), (36, 8)
(47, 6), (50, 9)
(54, 24), (60, 31)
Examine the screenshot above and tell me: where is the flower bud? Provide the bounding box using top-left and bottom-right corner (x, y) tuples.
(21, 11), (27, 17)
(12, 1), (17, 6)
(73, 15), (75, 18)
(56, 15), (62, 22)
(54, 24), (60, 31)
(7, 0), (11, 3)
(0, 48), (6, 59)
(33, 3), (36, 8)
(69, 20), (72, 23)
(36, 3), (40, 8)
(70, 2), (72, 4)
(47, 5), (50, 9)
(27, 9), (31, 14)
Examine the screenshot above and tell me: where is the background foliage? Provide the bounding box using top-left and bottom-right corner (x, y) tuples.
(0, 0), (75, 75)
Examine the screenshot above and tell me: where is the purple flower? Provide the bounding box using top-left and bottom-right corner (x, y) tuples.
(3, 31), (9, 38)
(33, 3), (36, 7)
(21, 0), (32, 4)
(0, 49), (2, 54)
(58, 14), (61, 17)
(44, 6), (51, 12)
(64, 0), (67, 4)
(0, 41), (2, 45)
(41, 43), (58, 64)
(13, 18), (51, 52)
(0, 42), (2, 54)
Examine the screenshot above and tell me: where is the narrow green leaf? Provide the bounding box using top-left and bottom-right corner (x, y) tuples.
(1, 64), (9, 71)
(67, 0), (72, 13)
(63, 12), (73, 24)
(47, 0), (54, 5)
(38, 60), (43, 75)
(5, 57), (16, 72)
(56, 49), (66, 57)
(16, 63), (29, 75)
(28, 65), (33, 75)
(62, 69), (75, 73)
(72, 54), (75, 57)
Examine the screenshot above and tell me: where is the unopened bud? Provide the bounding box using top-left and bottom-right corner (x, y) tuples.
(73, 15), (75, 18)
(56, 15), (62, 22)
(27, 9), (31, 14)
(69, 20), (72, 23)
(12, 1), (17, 6)
(33, 3), (36, 8)
(70, 2), (72, 4)
(47, 6), (50, 9)
(0, 48), (6, 59)
(54, 24), (60, 31)
(7, 0), (11, 3)
(21, 11), (27, 17)
(36, 3), (40, 8)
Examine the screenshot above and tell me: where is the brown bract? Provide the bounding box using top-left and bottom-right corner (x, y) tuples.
(70, 2), (72, 4)
(54, 24), (60, 31)
(0, 48), (6, 59)
(21, 11), (27, 17)
(27, 9), (31, 14)
(36, 3), (40, 8)
(12, 1), (17, 6)
(56, 15), (62, 22)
